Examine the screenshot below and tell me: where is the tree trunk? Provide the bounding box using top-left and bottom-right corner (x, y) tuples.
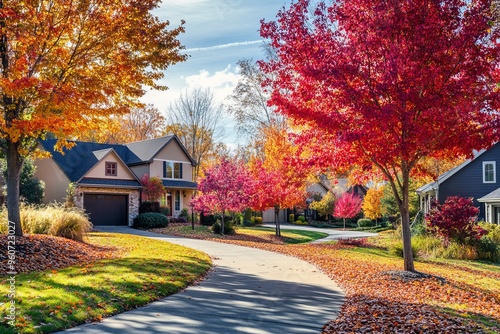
(343, 217), (346, 230)
(274, 206), (281, 236)
(400, 170), (415, 272)
(5, 140), (24, 237)
(220, 211), (225, 236)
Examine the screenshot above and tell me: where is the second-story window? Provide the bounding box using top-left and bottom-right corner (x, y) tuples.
(105, 162), (117, 176)
(163, 161), (183, 179)
(483, 161), (496, 183)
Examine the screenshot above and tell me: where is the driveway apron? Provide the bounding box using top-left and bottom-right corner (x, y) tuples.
(59, 227), (344, 334)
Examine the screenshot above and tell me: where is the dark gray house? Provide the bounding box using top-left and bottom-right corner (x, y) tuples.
(417, 143), (500, 224)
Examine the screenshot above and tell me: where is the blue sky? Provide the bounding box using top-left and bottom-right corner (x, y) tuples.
(141, 1), (292, 146)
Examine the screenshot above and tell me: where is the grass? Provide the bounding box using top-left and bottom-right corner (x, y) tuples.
(0, 233), (211, 333)
(241, 227), (328, 244)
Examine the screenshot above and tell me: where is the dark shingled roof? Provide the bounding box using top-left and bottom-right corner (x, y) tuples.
(39, 139), (142, 182)
(162, 179), (198, 189)
(79, 178), (142, 188)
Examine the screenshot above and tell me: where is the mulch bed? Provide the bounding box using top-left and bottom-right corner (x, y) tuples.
(0, 234), (121, 274)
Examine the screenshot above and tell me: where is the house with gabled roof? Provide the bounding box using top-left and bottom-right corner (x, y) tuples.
(417, 143), (500, 224)
(35, 135), (197, 226)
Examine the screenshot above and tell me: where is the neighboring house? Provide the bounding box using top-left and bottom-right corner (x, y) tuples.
(35, 135), (197, 226)
(416, 143), (500, 224)
(262, 176), (367, 223)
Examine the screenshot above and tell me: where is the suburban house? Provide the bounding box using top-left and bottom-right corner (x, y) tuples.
(34, 135), (197, 226)
(416, 142), (500, 224)
(262, 176), (367, 223)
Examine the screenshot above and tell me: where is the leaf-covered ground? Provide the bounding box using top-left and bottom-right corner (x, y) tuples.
(0, 234), (121, 274)
(159, 225), (500, 334)
(0, 233), (211, 333)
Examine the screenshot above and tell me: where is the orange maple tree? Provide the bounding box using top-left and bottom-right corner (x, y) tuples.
(249, 127), (309, 236)
(0, 0), (186, 235)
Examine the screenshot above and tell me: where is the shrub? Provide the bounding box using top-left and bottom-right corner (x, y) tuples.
(243, 220), (254, 227)
(200, 213), (217, 226)
(212, 220), (235, 235)
(169, 217), (188, 224)
(160, 206), (170, 216)
(134, 212), (168, 229)
(475, 237), (499, 262)
(297, 216), (306, 223)
(179, 208), (191, 222)
(48, 208), (92, 242)
(292, 219), (308, 225)
(254, 217), (263, 225)
(479, 222), (500, 244)
(289, 213), (295, 222)
(357, 218), (373, 228)
(1, 204), (92, 241)
(426, 196), (485, 244)
(389, 241), (419, 259)
(139, 201), (161, 213)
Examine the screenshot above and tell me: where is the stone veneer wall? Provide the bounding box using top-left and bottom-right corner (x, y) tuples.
(74, 187), (140, 226)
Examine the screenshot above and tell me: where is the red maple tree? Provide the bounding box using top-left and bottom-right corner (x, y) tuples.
(191, 158), (253, 235)
(260, 0), (500, 271)
(334, 192), (362, 230)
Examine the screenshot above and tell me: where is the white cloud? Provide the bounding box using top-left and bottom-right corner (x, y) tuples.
(186, 40), (263, 53)
(183, 65), (240, 104)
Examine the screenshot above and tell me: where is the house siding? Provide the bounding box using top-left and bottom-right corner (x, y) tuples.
(437, 143), (500, 220)
(34, 156), (71, 203)
(86, 152), (137, 180)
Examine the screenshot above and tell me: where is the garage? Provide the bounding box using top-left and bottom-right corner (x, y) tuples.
(84, 194), (128, 226)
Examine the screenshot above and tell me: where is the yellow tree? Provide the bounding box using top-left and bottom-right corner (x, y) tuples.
(250, 126), (310, 236)
(0, 0), (186, 235)
(362, 187), (383, 222)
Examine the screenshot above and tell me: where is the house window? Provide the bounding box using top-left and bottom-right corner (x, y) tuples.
(175, 190), (181, 211)
(483, 161), (496, 183)
(105, 162), (117, 176)
(163, 161), (182, 179)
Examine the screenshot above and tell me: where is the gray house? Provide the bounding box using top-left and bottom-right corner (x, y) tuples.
(416, 143), (500, 224)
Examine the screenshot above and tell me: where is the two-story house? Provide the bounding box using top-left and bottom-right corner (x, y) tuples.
(35, 135), (197, 226)
(417, 142), (500, 224)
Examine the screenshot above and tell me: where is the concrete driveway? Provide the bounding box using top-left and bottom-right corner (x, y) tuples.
(262, 223), (378, 243)
(59, 227), (344, 334)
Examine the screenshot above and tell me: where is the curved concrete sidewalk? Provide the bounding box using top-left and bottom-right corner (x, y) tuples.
(60, 227), (344, 334)
(262, 223), (378, 243)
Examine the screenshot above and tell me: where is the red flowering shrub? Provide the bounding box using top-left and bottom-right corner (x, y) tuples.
(426, 196), (486, 244)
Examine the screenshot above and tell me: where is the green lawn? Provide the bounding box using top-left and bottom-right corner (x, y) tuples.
(0, 233), (211, 333)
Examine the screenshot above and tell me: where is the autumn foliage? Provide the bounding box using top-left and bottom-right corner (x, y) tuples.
(260, 0), (500, 271)
(0, 0), (186, 235)
(140, 174), (165, 201)
(362, 187), (383, 221)
(426, 196), (486, 244)
(191, 158), (253, 234)
(334, 192), (362, 229)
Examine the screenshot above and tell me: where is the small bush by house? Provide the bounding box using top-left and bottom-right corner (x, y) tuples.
(254, 217), (263, 225)
(212, 220), (235, 235)
(139, 201), (161, 213)
(134, 212), (168, 229)
(357, 218), (374, 228)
